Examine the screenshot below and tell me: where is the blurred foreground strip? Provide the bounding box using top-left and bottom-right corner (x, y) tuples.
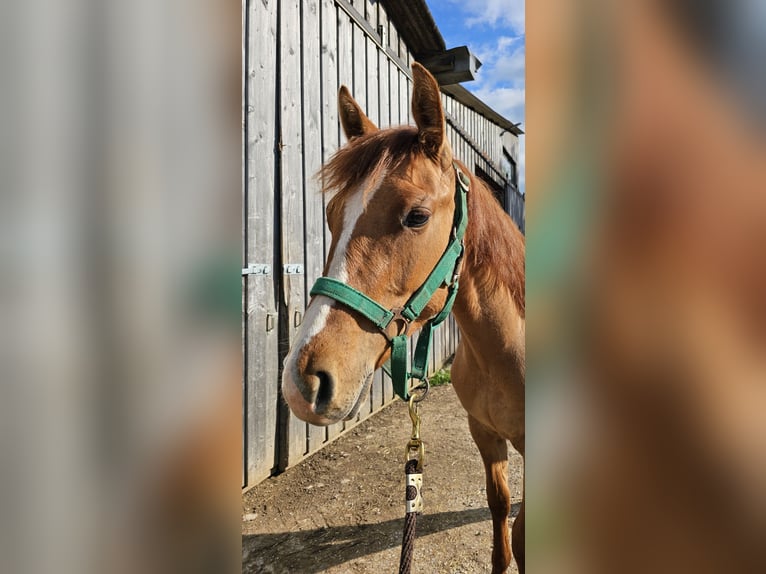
(528, 1), (766, 573)
(1, 0), (241, 573)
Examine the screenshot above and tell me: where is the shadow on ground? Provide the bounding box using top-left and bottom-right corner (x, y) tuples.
(243, 503), (521, 573)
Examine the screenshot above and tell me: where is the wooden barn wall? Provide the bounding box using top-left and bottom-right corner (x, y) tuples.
(244, 0), (517, 488)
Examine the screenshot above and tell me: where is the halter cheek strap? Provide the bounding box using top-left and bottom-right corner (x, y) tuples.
(309, 163), (470, 401)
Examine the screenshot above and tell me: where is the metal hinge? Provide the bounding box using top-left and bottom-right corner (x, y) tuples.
(241, 264), (272, 276)
(283, 264), (304, 275)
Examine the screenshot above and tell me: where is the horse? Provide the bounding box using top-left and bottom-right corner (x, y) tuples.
(281, 62), (525, 574)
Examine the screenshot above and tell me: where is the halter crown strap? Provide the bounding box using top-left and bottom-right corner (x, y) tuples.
(309, 163), (470, 400)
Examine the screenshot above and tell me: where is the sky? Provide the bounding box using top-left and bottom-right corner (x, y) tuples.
(425, 0), (525, 193)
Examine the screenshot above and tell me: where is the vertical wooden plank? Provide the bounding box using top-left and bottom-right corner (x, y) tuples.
(399, 71), (408, 125)
(468, 109), (475, 161)
(377, 3), (393, 404)
(453, 316), (458, 356)
(441, 321), (447, 370)
(388, 22), (400, 125)
(487, 119), (494, 166)
(364, 30), (385, 412)
(322, 0), (345, 441)
(337, 12), (353, 141)
(279, 0), (309, 468)
(352, 23), (367, 114)
(389, 51), (400, 126)
(431, 323), (438, 375)
(474, 111), (479, 152)
(445, 319), (450, 364)
(456, 102), (464, 161)
(365, 41), (379, 127)
(351, 21), (373, 420)
(466, 108), (472, 165)
(302, 0), (328, 455)
(244, 0), (279, 487)
(470, 109), (478, 173)
(477, 113), (482, 160)
(477, 114), (490, 159)
(387, 11), (396, 52)
(336, 10), (354, 430)
(463, 107), (470, 166)
(460, 104), (468, 166)
(440, 327), (447, 372)
(400, 37), (411, 123)
(478, 114), (484, 170)
(450, 316), (455, 358)
(451, 316), (458, 356)
(488, 120), (495, 167)
(377, 5), (390, 129)
(444, 309), (452, 363)
(445, 320), (451, 364)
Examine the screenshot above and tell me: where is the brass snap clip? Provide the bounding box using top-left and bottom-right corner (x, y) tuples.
(406, 394), (425, 471)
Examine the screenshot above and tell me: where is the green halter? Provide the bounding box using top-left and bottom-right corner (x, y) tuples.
(310, 163), (470, 401)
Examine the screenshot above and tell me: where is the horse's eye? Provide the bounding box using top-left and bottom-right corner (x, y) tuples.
(403, 209), (430, 228)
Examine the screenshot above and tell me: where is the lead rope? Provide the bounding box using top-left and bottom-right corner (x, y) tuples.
(399, 387), (427, 574)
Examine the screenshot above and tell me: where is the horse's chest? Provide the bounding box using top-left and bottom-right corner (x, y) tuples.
(450, 344), (524, 441)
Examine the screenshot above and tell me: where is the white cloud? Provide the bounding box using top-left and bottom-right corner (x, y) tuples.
(440, 1), (525, 192)
(450, 0), (524, 33)
(473, 86), (524, 123)
(472, 35), (525, 124)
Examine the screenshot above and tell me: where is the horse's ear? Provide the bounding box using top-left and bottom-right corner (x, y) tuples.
(411, 63), (447, 162)
(338, 86), (377, 140)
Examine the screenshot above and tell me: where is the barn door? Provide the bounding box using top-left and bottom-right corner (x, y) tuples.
(242, 0), (279, 488)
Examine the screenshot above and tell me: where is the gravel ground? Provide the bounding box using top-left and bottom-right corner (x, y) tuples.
(242, 384), (523, 573)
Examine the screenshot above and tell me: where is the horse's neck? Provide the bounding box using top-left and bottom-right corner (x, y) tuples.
(453, 261), (525, 361)
(451, 196), (525, 364)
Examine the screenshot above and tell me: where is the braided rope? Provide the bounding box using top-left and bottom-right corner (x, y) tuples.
(399, 459), (421, 574)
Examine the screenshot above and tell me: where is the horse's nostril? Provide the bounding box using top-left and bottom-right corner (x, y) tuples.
(314, 370), (334, 413)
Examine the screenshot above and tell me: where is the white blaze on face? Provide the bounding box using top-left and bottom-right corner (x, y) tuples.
(283, 174), (384, 388)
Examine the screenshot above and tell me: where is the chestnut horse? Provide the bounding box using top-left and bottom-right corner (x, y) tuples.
(282, 63), (525, 573)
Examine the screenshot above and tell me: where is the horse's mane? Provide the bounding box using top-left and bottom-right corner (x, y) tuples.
(317, 127), (525, 318)
(457, 160), (526, 318)
(318, 126), (421, 202)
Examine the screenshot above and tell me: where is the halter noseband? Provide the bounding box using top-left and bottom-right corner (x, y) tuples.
(309, 163), (470, 401)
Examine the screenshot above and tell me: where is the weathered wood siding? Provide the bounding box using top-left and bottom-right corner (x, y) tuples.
(243, 0), (520, 488)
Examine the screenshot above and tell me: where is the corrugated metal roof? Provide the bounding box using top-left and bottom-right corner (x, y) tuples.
(381, 0), (523, 135)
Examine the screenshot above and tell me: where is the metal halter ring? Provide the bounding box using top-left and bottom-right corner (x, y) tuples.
(384, 307), (412, 340)
(410, 379), (430, 403)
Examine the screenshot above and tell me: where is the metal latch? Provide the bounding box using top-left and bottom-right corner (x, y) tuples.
(283, 264), (304, 275)
(241, 264), (272, 276)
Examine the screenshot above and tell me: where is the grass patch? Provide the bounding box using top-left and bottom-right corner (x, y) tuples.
(429, 367), (451, 387)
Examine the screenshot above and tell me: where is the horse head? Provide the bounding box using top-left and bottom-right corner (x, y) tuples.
(282, 63), (459, 425)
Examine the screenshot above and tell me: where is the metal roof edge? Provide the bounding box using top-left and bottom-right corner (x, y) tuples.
(440, 84), (524, 135)
(380, 0), (445, 56)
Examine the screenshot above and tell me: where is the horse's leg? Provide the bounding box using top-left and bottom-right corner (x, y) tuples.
(468, 415), (512, 573)
(509, 434), (524, 574)
(511, 492), (524, 573)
